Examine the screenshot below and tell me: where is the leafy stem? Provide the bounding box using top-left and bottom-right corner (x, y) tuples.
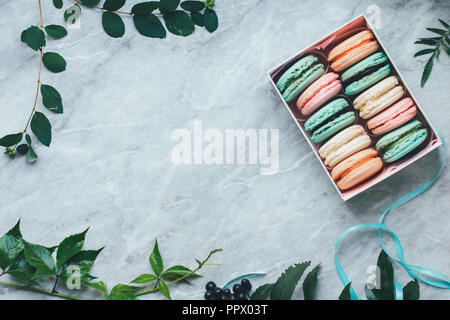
(0, 280), (86, 300)
(72, 0), (139, 16)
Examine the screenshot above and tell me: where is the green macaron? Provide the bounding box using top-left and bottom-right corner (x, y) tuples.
(276, 55), (325, 102)
(304, 98), (355, 144)
(376, 120), (428, 163)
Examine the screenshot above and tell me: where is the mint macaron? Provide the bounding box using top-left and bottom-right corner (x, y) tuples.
(277, 55), (325, 102)
(304, 98), (355, 144)
(376, 120), (428, 163)
(342, 52), (391, 95)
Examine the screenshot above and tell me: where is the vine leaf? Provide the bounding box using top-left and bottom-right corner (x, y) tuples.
(43, 52), (67, 73)
(84, 281), (108, 297)
(41, 84), (63, 114)
(53, 0), (64, 9)
(204, 8), (218, 33)
(26, 146), (38, 164)
(149, 239), (163, 276)
(251, 283), (273, 300)
(133, 14), (167, 38)
(338, 282), (352, 300)
(102, 11), (125, 38)
(21, 26), (46, 51)
(45, 25), (68, 39)
(107, 284), (140, 300)
(0, 133), (23, 147)
(131, 273), (157, 284)
(17, 144), (29, 155)
(160, 0), (181, 14)
(80, 0), (101, 7)
(368, 250), (395, 300)
(103, 0), (126, 11)
(302, 263), (320, 300)
(23, 242), (56, 278)
(60, 248), (103, 283)
(421, 55), (434, 88)
(403, 279), (420, 300)
(270, 261), (311, 300)
(158, 279), (171, 300)
(181, 1), (205, 12)
(31, 111), (52, 147)
(7, 252), (38, 285)
(56, 228), (89, 271)
(161, 265), (199, 281)
(64, 3), (81, 23)
(191, 12), (204, 27)
(163, 11), (195, 36)
(0, 225), (24, 270)
(131, 2), (160, 15)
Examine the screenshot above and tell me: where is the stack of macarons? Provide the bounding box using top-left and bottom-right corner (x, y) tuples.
(275, 29), (429, 191)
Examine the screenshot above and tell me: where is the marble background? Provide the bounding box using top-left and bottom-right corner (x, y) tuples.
(0, 0), (449, 300)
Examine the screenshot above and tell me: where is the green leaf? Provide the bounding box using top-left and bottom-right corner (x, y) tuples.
(302, 264), (320, 300)
(31, 112), (52, 147)
(60, 248), (103, 284)
(0, 233), (24, 270)
(158, 279), (171, 300)
(338, 283), (352, 300)
(365, 284), (377, 300)
(43, 52), (67, 73)
(414, 48), (435, 57)
(131, 273), (157, 284)
(426, 27), (447, 36)
(7, 220), (22, 238)
(421, 54), (434, 87)
(80, 0), (100, 6)
(25, 134), (32, 145)
(102, 11), (125, 38)
(403, 279), (420, 300)
(23, 243), (56, 276)
(203, 8), (218, 33)
(163, 11), (195, 36)
(26, 145), (38, 164)
(161, 265), (199, 281)
(131, 2), (160, 15)
(53, 0), (64, 9)
(251, 283), (273, 300)
(371, 250), (394, 300)
(108, 284), (139, 300)
(442, 39), (450, 55)
(64, 4), (81, 22)
(160, 0), (180, 13)
(84, 281), (108, 297)
(0, 133), (23, 147)
(415, 38), (441, 46)
(149, 239), (163, 276)
(7, 252), (37, 284)
(17, 144), (29, 155)
(103, 0), (126, 11)
(191, 12), (204, 27)
(133, 14), (166, 38)
(21, 26), (46, 51)
(180, 1), (205, 12)
(270, 262), (311, 300)
(56, 228), (89, 271)
(45, 25), (68, 39)
(41, 84), (63, 114)
(439, 19), (450, 29)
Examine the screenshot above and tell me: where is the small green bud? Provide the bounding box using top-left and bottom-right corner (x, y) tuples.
(8, 150), (17, 158)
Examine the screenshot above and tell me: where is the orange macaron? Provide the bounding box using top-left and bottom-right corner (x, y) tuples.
(328, 30), (379, 72)
(331, 149), (383, 191)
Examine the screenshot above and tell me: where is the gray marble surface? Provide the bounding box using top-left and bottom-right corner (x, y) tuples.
(0, 0), (449, 300)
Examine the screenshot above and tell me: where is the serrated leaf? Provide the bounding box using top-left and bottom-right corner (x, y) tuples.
(26, 145), (38, 164)
(149, 239), (163, 276)
(16, 144), (29, 155)
(163, 11), (195, 36)
(0, 133), (23, 147)
(414, 48), (435, 57)
(41, 84), (63, 114)
(421, 54), (434, 87)
(180, 1), (205, 12)
(102, 11), (125, 38)
(23, 242), (56, 276)
(84, 281), (108, 297)
(43, 52), (66, 73)
(302, 264), (320, 300)
(426, 27), (447, 36)
(160, 0), (180, 13)
(30, 111), (52, 147)
(338, 282), (352, 300)
(80, 0), (100, 6)
(161, 265), (199, 281)
(7, 252), (37, 284)
(203, 8), (218, 33)
(60, 248), (103, 283)
(53, 0), (63, 9)
(103, 0), (126, 11)
(6, 220), (22, 238)
(0, 234), (24, 270)
(439, 19), (450, 29)
(131, 273), (157, 284)
(251, 283), (273, 300)
(131, 2), (160, 15)
(133, 14), (166, 38)
(45, 25), (68, 39)
(403, 279), (420, 300)
(56, 228), (89, 271)
(191, 12), (204, 27)
(108, 284), (139, 300)
(270, 262), (311, 300)
(158, 279), (171, 300)
(21, 26), (46, 51)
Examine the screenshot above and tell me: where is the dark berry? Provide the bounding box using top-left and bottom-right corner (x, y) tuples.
(230, 293), (236, 300)
(232, 283), (243, 294)
(237, 292), (246, 300)
(220, 294), (228, 300)
(206, 281), (216, 291)
(223, 288), (231, 298)
(213, 287), (223, 297)
(204, 290), (215, 300)
(241, 279), (252, 292)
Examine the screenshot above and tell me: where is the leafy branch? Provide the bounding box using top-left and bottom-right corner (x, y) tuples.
(0, 220), (222, 300)
(414, 19), (450, 87)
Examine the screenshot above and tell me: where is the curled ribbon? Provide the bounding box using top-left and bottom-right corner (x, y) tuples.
(335, 130), (450, 300)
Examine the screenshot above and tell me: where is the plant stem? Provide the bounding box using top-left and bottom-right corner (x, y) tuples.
(0, 280), (86, 300)
(52, 275), (59, 293)
(136, 249), (222, 297)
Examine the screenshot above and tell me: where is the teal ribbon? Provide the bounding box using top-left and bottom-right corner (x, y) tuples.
(335, 131), (450, 300)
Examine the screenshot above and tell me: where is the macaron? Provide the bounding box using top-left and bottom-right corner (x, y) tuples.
(353, 76), (404, 119)
(276, 55), (325, 102)
(297, 72), (342, 115)
(304, 98), (355, 144)
(342, 52), (391, 95)
(331, 149), (383, 190)
(318, 125), (371, 167)
(328, 30), (379, 72)
(367, 98), (417, 135)
(375, 120), (428, 163)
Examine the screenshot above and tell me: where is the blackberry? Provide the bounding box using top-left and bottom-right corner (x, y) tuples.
(241, 279), (252, 292)
(205, 281), (216, 291)
(232, 283), (243, 294)
(204, 290), (215, 300)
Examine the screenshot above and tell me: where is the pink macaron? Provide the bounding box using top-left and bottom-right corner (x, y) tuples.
(297, 73), (342, 116)
(367, 98), (417, 135)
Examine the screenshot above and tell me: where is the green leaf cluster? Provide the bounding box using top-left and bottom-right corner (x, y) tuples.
(414, 19), (450, 87)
